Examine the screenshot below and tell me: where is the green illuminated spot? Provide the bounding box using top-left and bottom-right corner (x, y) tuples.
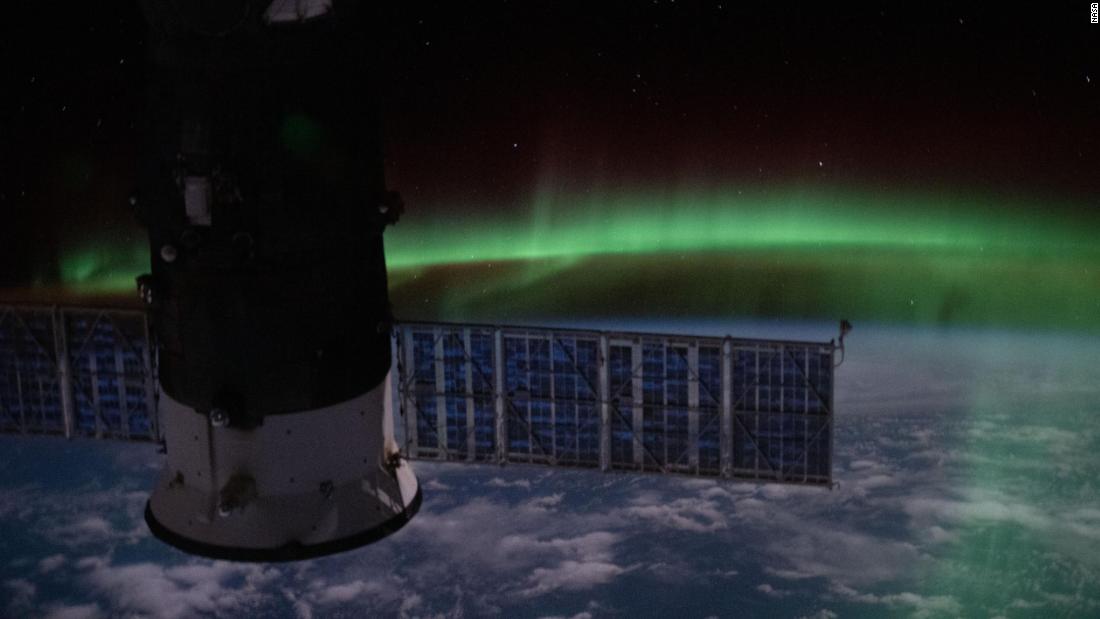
(55, 240), (148, 294)
(279, 113), (323, 157)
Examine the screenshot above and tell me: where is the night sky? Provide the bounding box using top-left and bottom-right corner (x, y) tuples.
(2, 3), (1098, 326)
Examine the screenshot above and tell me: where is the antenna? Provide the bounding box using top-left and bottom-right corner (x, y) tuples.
(835, 319), (853, 368)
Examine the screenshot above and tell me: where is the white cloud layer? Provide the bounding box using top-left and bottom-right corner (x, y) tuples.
(3, 324), (1100, 617)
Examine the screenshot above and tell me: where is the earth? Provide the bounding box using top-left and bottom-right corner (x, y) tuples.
(1, 319), (1098, 618)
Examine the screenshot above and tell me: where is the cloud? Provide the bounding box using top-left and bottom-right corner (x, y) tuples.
(902, 492), (1053, 532)
(6, 379), (1096, 619)
(758, 484), (821, 501)
(528, 493), (565, 509)
(74, 557), (101, 570)
(761, 520), (924, 586)
(423, 478), (451, 491)
(619, 496), (727, 532)
(42, 603), (103, 619)
(58, 517), (115, 542)
(487, 477), (532, 489)
(0, 448), (967, 618)
(297, 575), (420, 613)
(643, 560), (711, 584)
(400, 491), (633, 608)
(756, 583), (791, 598)
(924, 525), (957, 544)
(283, 590), (314, 619)
(521, 560), (628, 597)
(698, 485), (746, 501)
(830, 583), (962, 618)
(76, 557), (280, 619)
(853, 474), (897, 491)
(765, 567), (819, 581)
(399, 593), (423, 615)
(496, 531), (622, 566)
(312, 580), (388, 605)
(407, 496), (622, 570)
(406, 456), (931, 613)
(38, 554), (67, 574)
(1040, 590), (1100, 613)
(21, 485), (149, 549)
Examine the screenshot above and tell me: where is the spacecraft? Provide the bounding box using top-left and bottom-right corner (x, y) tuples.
(134, 0), (419, 560)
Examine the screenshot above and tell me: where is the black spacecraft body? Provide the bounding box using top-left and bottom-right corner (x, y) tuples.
(137, 0), (396, 425)
(137, 1), (419, 561)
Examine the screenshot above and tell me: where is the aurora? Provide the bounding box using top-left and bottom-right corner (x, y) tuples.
(50, 184), (1099, 331)
(384, 185), (1099, 268)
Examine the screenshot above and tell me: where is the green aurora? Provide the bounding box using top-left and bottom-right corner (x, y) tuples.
(46, 185), (1100, 330)
(386, 186), (1099, 268)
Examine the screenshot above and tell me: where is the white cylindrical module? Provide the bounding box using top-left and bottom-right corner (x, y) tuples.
(146, 374), (420, 561)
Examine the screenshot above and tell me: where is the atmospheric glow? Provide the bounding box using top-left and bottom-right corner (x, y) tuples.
(55, 240), (148, 294)
(383, 186), (1099, 268)
(49, 185), (1100, 329)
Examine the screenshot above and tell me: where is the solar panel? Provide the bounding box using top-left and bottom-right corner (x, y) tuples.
(0, 305), (157, 441)
(0, 306), (837, 486)
(395, 322), (835, 485)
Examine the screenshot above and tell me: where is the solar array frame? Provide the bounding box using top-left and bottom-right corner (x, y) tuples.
(0, 305), (158, 441)
(0, 305), (837, 486)
(395, 322), (835, 486)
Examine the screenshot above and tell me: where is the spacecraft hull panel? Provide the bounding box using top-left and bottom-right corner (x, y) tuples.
(145, 382), (420, 561)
